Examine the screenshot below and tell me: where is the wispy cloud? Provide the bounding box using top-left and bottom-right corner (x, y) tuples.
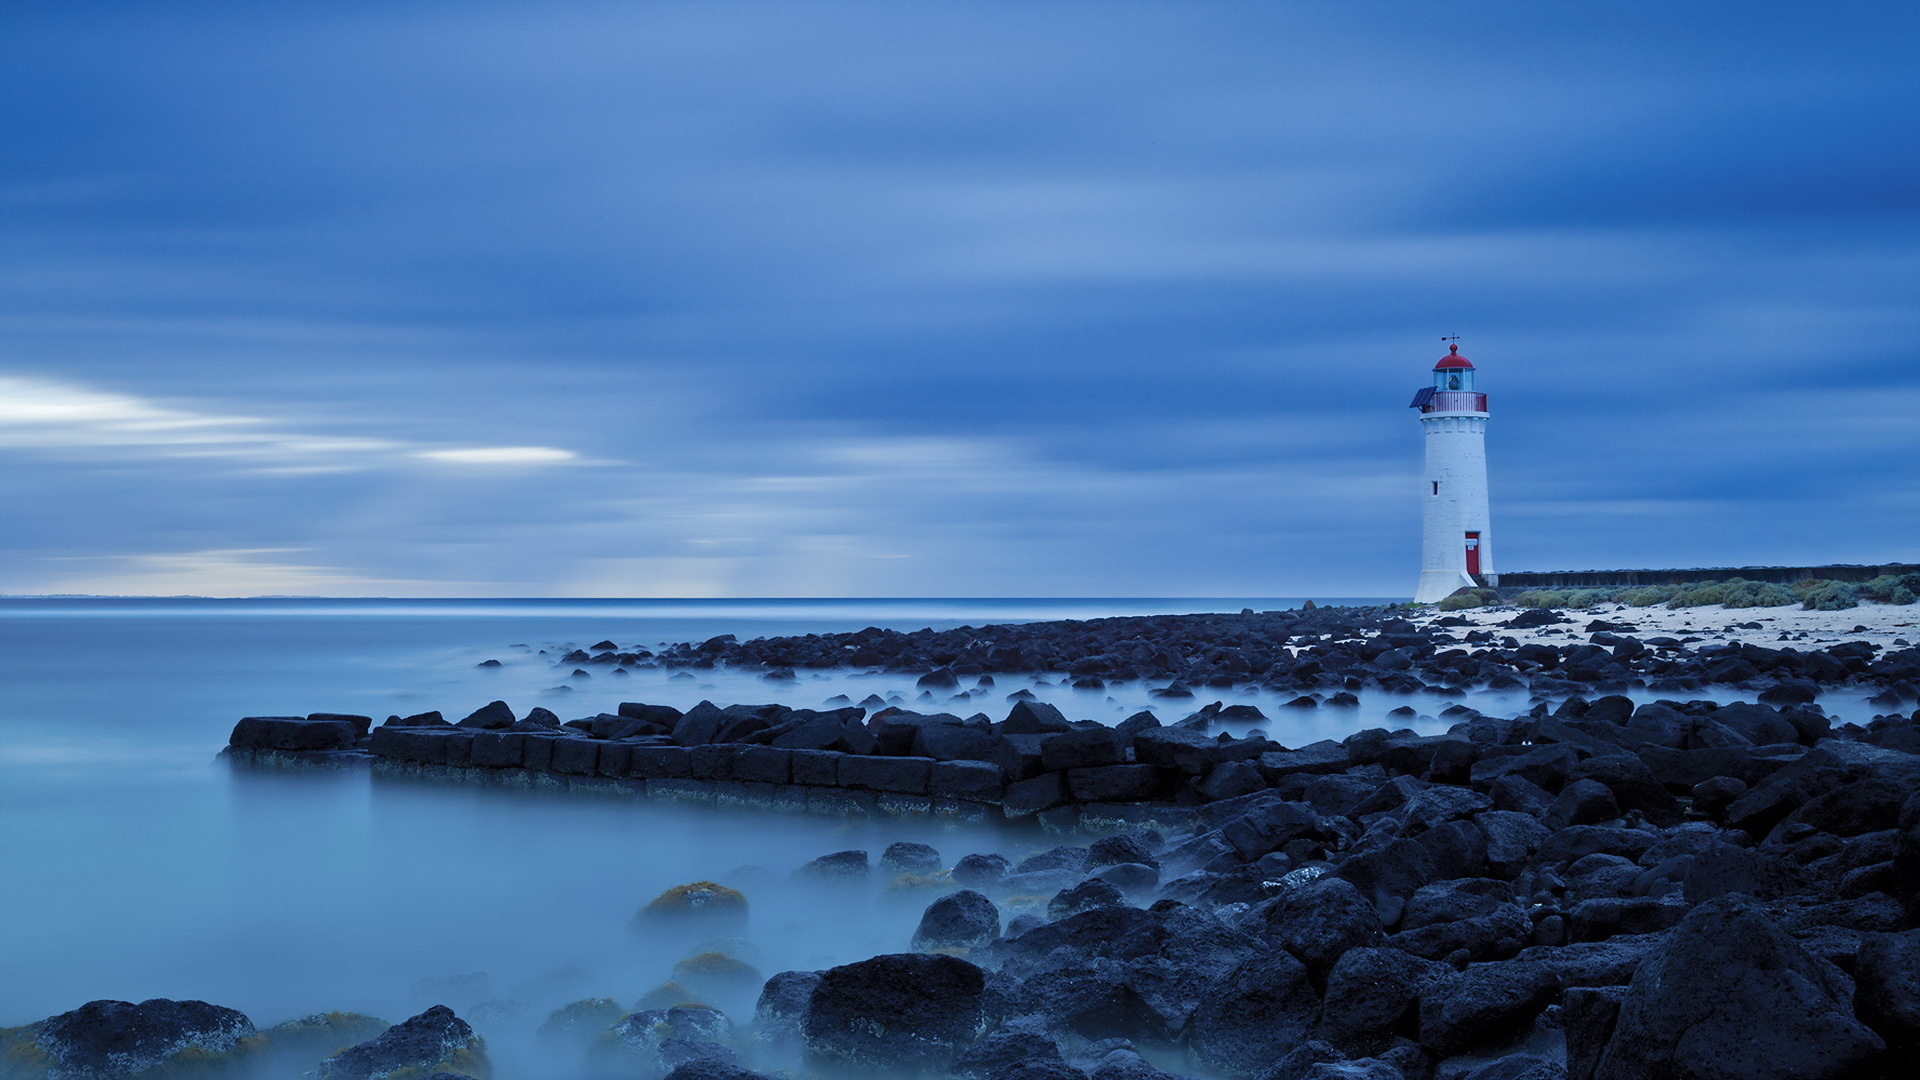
(0, 375), (579, 472)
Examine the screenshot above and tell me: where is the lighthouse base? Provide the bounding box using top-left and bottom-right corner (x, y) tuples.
(1415, 569), (1479, 605)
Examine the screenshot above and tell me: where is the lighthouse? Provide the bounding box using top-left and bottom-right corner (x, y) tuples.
(1410, 342), (1494, 603)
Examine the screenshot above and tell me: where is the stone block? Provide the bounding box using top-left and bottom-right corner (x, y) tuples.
(931, 759), (1004, 802)
(628, 744), (692, 778)
(689, 743), (734, 782)
(733, 745), (793, 784)
(594, 742), (632, 778)
(549, 737), (601, 775)
(790, 749), (844, 786)
(1004, 771), (1066, 814)
(468, 731), (520, 769)
(839, 754), (933, 794)
(1067, 763), (1165, 802)
(521, 733), (559, 771)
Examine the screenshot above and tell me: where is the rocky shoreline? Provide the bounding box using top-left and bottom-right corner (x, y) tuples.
(8, 602), (1920, 1080)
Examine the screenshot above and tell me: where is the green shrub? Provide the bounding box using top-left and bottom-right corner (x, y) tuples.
(1622, 584), (1681, 607)
(1721, 580), (1799, 608)
(1668, 580), (1734, 608)
(1436, 588), (1500, 610)
(1801, 580), (1859, 611)
(1859, 573), (1920, 604)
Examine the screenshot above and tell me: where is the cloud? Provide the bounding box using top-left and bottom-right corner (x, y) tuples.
(29, 549), (472, 598)
(0, 374), (579, 472)
(416, 446), (578, 465)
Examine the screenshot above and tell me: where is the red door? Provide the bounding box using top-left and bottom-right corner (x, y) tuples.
(1464, 532), (1481, 576)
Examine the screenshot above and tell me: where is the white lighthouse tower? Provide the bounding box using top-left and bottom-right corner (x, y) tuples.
(1411, 341), (1495, 603)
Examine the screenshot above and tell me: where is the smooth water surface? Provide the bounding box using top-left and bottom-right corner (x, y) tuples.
(2, 596), (1387, 1062)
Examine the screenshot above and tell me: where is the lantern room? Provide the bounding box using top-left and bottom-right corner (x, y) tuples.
(1432, 343), (1475, 392)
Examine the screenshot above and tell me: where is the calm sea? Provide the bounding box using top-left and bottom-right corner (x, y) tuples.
(0, 595), (1419, 1070)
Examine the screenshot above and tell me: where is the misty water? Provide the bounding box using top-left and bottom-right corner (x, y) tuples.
(1, 597), (1886, 1075)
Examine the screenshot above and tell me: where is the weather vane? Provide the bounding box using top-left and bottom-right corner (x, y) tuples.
(1441, 334), (1460, 345)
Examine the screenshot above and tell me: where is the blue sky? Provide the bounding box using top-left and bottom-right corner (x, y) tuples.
(2, 1), (1915, 597)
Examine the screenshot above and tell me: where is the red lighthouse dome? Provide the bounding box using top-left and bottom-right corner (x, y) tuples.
(1434, 343), (1474, 370)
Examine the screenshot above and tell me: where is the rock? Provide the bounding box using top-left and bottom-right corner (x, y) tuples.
(255, 1013), (390, 1074)
(980, 1057), (1087, 1080)
(1199, 761), (1270, 801)
(1476, 811), (1550, 878)
(1592, 894), (1883, 1080)
(633, 881), (749, 937)
(881, 841), (944, 876)
(954, 853), (1015, 889)
(1067, 764), (1165, 803)
(1543, 779), (1620, 830)
(1851, 929), (1920, 1054)
(1089, 835), (1159, 870)
(803, 953), (987, 1069)
(753, 970), (822, 1044)
(661, 1061), (779, 1080)
(1262, 876), (1384, 978)
(315, 1005), (487, 1080)
(1092, 863), (1160, 896)
(1187, 945), (1318, 1078)
(593, 1005), (733, 1075)
(1050, 878), (1126, 919)
(950, 1016), (1064, 1080)
(1690, 775), (1747, 818)
(915, 890), (1002, 949)
(454, 700), (515, 729)
(919, 667), (962, 690)
(1569, 754), (1682, 826)
(672, 953), (766, 1010)
(14, 998), (256, 1079)
(537, 998), (626, 1047)
(1004, 701), (1072, 734)
(1416, 960), (1558, 1056)
(1219, 797), (1326, 862)
(1335, 839), (1436, 927)
(1724, 739), (1920, 836)
(229, 715), (359, 751)
(1565, 897), (1686, 942)
(1043, 728), (1127, 770)
(797, 850), (870, 880)
(1317, 947), (1449, 1054)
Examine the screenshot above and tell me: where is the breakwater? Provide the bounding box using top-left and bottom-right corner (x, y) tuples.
(1497, 562), (1920, 590)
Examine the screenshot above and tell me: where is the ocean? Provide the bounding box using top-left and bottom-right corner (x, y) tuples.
(1, 595), (1419, 1072)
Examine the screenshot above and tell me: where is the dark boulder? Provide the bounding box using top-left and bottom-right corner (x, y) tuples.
(1854, 929), (1920, 1054)
(1089, 834), (1159, 870)
(950, 1016), (1063, 1080)
(661, 1061), (779, 1080)
(1042, 728), (1127, 770)
(1416, 960), (1558, 1057)
(797, 850), (870, 880)
(803, 953), (987, 1069)
(229, 715), (358, 751)
(1317, 947), (1449, 1054)
(914, 890), (1001, 950)
(753, 970), (822, 1044)
(1262, 876), (1384, 978)
(1186, 945), (1319, 1078)
(315, 1005), (487, 1080)
(954, 853), (1014, 889)
(454, 700), (515, 729)
(1543, 779), (1621, 831)
(1592, 894), (1883, 1080)
(1050, 878), (1126, 920)
(1004, 701), (1072, 734)
(881, 841), (944, 876)
(21, 998), (256, 1079)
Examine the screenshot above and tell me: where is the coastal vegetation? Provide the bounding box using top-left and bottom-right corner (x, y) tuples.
(1432, 571), (1920, 611)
